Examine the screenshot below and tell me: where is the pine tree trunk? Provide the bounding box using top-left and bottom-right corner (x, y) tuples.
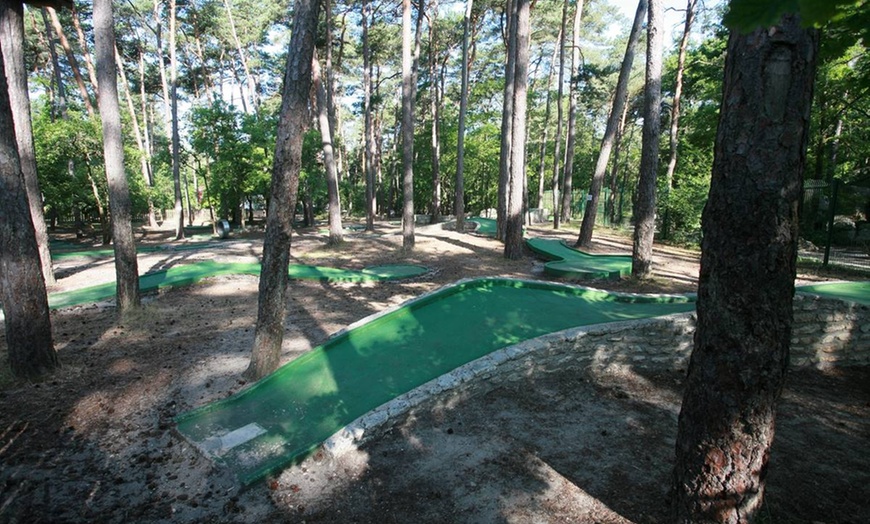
(94, 0), (141, 314)
(497, 0), (517, 241)
(503, 0), (529, 259)
(0, 45), (57, 380)
(246, 0), (320, 380)
(576, 0), (646, 248)
(169, 0), (185, 239)
(362, 0), (376, 232)
(671, 15), (818, 522)
(313, 51), (343, 245)
(46, 7), (95, 117)
(429, 0), (442, 225)
(454, 0), (473, 232)
(631, 0), (663, 278)
(536, 28), (560, 210)
(115, 44), (159, 229)
(551, 0), (569, 229)
(661, 0), (697, 240)
(560, 0), (584, 225)
(401, 0), (421, 251)
(1, 0), (55, 286)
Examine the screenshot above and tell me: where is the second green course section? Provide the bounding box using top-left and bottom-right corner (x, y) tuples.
(175, 278), (695, 485)
(48, 261), (428, 310)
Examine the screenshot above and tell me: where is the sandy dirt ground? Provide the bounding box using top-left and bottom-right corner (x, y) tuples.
(0, 220), (868, 523)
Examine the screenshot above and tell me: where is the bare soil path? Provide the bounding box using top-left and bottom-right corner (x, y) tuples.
(1, 221), (867, 523)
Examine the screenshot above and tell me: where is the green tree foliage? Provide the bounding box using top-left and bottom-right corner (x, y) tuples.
(189, 100), (274, 223)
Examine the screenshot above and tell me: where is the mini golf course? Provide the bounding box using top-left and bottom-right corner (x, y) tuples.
(527, 237), (632, 280)
(797, 281), (870, 306)
(47, 261), (428, 310)
(175, 278), (695, 485)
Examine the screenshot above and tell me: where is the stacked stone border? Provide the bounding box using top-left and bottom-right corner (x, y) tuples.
(322, 279), (869, 459)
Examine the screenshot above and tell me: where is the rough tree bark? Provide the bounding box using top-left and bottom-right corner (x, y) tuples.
(94, 0), (140, 314)
(503, 0), (528, 259)
(454, 0), (473, 232)
(576, 0), (646, 248)
(313, 50), (343, 245)
(631, 0), (663, 278)
(246, 0), (320, 380)
(0, 43), (57, 380)
(671, 14), (818, 523)
(1, 0), (55, 286)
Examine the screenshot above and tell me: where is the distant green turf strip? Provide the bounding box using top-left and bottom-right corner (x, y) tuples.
(527, 237), (632, 280)
(797, 281), (870, 306)
(47, 261), (427, 310)
(175, 278), (694, 485)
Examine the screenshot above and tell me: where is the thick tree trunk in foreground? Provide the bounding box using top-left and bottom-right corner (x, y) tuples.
(313, 51), (343, 245)
(94, 0), (140, 314)
(1, 0), (55, 286)
(246, 0), (320, 380)
(0, 48), (57, 380)
(671, 15), (818, 522)
(631, 0), (663, 278)
(503, 0), (529, 259)
(576, 0), (646, 248)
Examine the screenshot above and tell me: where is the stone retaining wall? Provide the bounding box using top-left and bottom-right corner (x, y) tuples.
(322, 292), (869, 457)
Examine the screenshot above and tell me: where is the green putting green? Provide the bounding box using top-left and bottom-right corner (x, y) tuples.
(527, 237), (632, 280)
(797, 281), (870, 306)
(468, 217), (497, 236)
(175, 278), (694, 485)
(47, 261), (427, 310)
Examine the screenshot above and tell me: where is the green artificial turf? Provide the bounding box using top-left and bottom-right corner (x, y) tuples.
(468, 217), (497, 236)
(797, 281), (870, 306)
(47, 261), (428, 310)
(175, 278), (694, 485)
(526, 237), (632, 280)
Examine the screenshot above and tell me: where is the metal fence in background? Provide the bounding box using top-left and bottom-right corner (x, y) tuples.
(800, 179), (870, 271)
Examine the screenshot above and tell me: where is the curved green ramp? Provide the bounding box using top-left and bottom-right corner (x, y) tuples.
(527, 237), (631, 280)
(468, 217), (497, 236)
(47, 262), (427, 310)
(175, 278), (694, 485)
(797, 281), (870, 306)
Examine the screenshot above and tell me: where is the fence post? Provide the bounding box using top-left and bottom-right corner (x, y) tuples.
(823, 179), (839, 267)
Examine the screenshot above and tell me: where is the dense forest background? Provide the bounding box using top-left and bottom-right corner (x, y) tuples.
(20, 0), (870, 245)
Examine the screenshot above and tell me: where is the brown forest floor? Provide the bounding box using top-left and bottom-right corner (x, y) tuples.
(0, 220), (868, 523)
